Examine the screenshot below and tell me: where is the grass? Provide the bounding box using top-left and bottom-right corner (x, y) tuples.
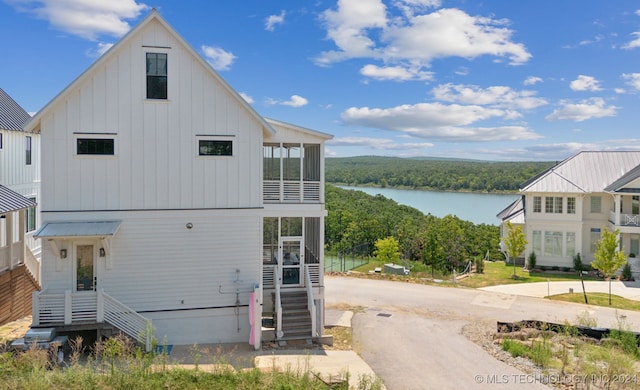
(548, 292), (640, 311)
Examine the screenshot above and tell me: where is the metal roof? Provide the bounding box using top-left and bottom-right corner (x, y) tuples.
(604, 164), (640, 193)
(521, 151), (640, 193)
(496, 196), (524, 223)
(0, 185), (37, 213)
(0, 88), (30, 131)
(34, 220), (121, 238)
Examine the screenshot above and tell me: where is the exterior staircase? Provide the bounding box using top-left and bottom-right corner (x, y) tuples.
(276, 290), (312, 341)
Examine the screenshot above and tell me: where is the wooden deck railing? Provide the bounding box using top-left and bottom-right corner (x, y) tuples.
(304, 265), (318, 337)
(263, 180), (321, 203)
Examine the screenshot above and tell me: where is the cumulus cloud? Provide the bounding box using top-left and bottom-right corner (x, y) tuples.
(623, 32), (640, 49)
(432, 83), (548, 110)
(265, 10), (286, 31)
(239, 92), (254, 104)
(622, 73), (640, 90)
(5, 0), (148, 40)
(341, 102), (541, 141)
(360, 64), (433, 81)
(316, 1), (531, 70)
(201, 45), (236, 71)
(545, 98), (618, 122)
(328, 136), (434, 150)
(570, 75), (602, 91)
(266, 95), (309, 107)
(523, 76), (542, 86)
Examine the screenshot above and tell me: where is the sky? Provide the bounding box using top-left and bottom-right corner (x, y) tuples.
(1, 1), (640, 162)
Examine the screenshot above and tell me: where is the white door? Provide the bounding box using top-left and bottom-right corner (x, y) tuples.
(74, 243), (97, 292)
(279, 237), (303, 286)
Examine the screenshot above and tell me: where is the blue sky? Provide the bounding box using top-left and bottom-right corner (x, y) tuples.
(1, 0), (640, 161)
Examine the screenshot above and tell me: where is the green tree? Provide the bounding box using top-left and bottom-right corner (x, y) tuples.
(591, 227), (627, 305)
(502, 221), (527, 278)
(374, 236), (401, 264)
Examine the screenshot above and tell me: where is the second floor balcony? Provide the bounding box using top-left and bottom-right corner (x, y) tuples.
(263, 143), (323, 204)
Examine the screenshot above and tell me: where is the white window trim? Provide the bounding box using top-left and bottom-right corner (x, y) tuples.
(195, 135), (235, 158)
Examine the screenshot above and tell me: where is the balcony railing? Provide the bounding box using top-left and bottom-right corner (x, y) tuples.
(263, 180), (321, 203)
(610, 212), (640, 228)
(262, 263), (321, 289)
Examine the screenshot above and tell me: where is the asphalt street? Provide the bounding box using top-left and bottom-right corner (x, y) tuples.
(325, 276), (640, 390)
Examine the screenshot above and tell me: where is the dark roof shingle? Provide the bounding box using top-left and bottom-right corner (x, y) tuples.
(0, 185), (37, 213)
(0, 88), (31, 131)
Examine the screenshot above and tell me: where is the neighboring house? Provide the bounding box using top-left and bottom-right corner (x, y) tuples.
(25, 10), (331, 350)
(0, 89), (41, 326)
(498, 151), (640, 270)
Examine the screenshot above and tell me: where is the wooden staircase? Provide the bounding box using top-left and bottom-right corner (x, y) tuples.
(276, 290), (312, 341)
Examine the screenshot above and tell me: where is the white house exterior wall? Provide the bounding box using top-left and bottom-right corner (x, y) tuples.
(39, 208), (261, 344)
(40, 18), (263, 212)
(0, 129), (40, 200)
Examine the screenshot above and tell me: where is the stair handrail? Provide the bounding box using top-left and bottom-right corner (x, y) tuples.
(99, 290), (152, 352)
(275, 263), (283, 339)
(304, 264), (317, 337)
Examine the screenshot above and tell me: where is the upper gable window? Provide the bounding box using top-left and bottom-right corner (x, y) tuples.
(146, 53), (167, 99)
(199, 140), (233, 156)
(25, 136), (32, 165)
(77, 138), (115, 155)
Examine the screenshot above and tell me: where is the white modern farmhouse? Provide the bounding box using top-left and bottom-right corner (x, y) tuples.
(498, 151), (640, 270)
(26, 10), (331, 350)
(0, 88), (41, 325)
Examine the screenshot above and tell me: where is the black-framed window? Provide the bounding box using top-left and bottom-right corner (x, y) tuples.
(199, 140), (232, 156)
(0, 133), (3, 149)
(25, 136), (31, 165)
(146, 52), (167, 99)
(77, 138), (115, 155)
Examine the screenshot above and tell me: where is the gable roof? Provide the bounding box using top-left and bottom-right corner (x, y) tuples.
(496, 196), (524, 223)
(604, 164), (640, 193)
(265, 118), (333, 140)
(521, 151), (640, 193)
(0, 185), (37, 213)
(0, 88), (31, 132)
(23, 9), (275, 136)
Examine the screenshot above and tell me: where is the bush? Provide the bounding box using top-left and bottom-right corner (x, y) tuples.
(573, 253), (584, 273)
(474, 256), (484, 274)
(527, 252), (536, 270)
(622, 263), (634, 281)
(502, 339), (528, 358)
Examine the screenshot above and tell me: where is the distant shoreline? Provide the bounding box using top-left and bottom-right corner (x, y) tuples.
(329, 182), (519, 196)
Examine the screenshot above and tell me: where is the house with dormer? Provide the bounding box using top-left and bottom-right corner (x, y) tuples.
(25, 10), (331, 350)
(498, 151), (640, 270)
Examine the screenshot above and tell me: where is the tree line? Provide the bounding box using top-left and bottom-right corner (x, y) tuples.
(326, 156), (555, 192)
(325, 184), (504, 274)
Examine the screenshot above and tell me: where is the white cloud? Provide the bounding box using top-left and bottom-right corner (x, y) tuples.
(360, 64), (433, 81)
(85, 42), (114, 57)
(265, 10), (286, 31)
(432, 83), (547, 110)
(266, 95), (309, 107)
(622, 73), (640, 90)
(341, 102), (541, 141)
(239, 92), (254, 104)
(328, 136), (434, 150)
(201, 45), (236, 71)
(523, 76), (542, 86)
(570, 75), (602, 91)
(316, 2), (531, 68)
(6, 0), (148, 40)
(545, 98), (618, 122)
(623, 32), (640, 49)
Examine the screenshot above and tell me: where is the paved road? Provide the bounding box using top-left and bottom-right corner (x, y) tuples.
(325, 276), (640, 390)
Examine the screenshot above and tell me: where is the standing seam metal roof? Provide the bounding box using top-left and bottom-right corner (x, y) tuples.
(0, 88), (31, 131)
(0, 185), (37, 213)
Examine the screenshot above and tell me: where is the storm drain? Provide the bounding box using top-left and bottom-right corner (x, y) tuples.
(377, 313), (392, 318)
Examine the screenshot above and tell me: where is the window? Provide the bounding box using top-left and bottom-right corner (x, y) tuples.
(26, 197), (36, 232)
(532, 230), (541, 253)
(146, 52), (167, 99)
(633, 196), (639, 215)
(198, 140), (232, 156)
(631, 237), (639, 257)
(0, 133), (3, 149)
(25, 136), (32, 165)
(590, 196), (601, 213)
(533, 196), (541, 213)
(545, 197), (554, 213)
(566, 232), (576, 258)
(567, 197), (576, 214)
(77, 138), (115, 155)
(544, 231), (563, 257)
(554, 197), (563, 213)
(590, 228), (601, 253)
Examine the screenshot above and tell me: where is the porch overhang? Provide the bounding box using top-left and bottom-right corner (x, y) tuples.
(34, 220), (121, 239)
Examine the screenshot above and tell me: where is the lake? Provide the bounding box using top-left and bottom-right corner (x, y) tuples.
(338, 186), (519, 225)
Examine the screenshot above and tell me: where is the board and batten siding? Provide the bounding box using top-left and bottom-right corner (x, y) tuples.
(0, 129), (40, 196)
(40, 18), (263, 212)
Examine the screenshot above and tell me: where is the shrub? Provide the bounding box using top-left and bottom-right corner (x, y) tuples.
(573, 253), (584, 273)
(474, 256), (484, 274)
(527, 251), (536, 270)
(501, 339), (528, 358)
(622, 263), (634, 281)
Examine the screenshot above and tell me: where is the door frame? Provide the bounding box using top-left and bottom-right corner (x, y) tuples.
(279, 236), (304, 287)
(73, 241), (99, 292)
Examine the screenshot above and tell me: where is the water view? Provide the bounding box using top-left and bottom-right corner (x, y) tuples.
(338, 186), (519, 225)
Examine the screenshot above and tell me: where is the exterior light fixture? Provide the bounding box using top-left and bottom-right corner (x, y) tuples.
(60, 249), (67, 258)
(186, 222), (193, 229)
(99, 248), (106, 257)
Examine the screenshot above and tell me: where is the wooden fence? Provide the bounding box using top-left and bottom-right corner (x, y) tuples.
(0, 265), (39, 326)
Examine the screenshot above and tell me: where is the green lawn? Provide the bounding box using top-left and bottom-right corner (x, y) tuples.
(548, 292), (640, 311)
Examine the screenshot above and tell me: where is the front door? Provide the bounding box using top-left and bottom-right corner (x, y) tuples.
(75, 243), (96, 291)
(279, 237), (303, 286)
